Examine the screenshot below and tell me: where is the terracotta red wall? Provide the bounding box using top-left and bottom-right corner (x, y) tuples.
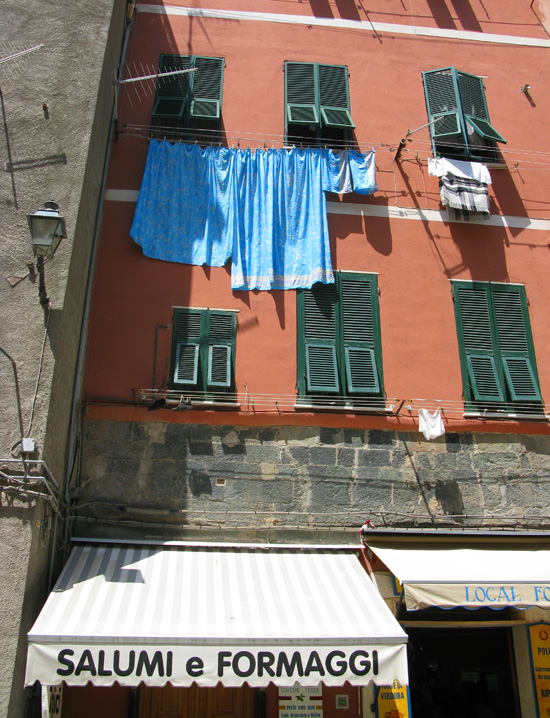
(84, 0), (550, 429)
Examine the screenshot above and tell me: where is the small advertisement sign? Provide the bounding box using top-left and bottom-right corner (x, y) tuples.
(41, 685), (62, 718)
(528, 623), (550, 718)
(376, 680), (410, 718)
(279, 683), (323, 718)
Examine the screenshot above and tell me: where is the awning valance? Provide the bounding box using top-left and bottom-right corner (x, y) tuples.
(26, 543), (408, 688)
(367, 541), (550, 611)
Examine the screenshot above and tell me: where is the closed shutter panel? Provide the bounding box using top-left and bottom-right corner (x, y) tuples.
(458, 71), (506, 144)
(285, 62), (319, 125)
(304, 283), (339, 393)
(492, 286), (541, 402)
(422, 68), (461, 139)
(207, 312), (235, 388)
(318, 64), (354, 129)
(454, 284), (505, 402)
(191, 56), (224, 120)
(340, 275), (381, 394)
(153, 55), (192, 118)
(173, 310), (202, 386)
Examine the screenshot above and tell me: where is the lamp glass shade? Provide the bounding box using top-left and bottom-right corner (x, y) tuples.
(27, 202), (67, 258)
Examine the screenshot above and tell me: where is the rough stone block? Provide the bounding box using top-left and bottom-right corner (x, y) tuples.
(368, 430), (396, 447)
(319, 427), (344, 445)
(288, 446), (310, 464)
(337, 448), (356, 466)
(309, 446), (337, 465)
(357, 449), (391, 467)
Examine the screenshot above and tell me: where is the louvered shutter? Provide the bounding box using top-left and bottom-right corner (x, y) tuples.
(453, 283), (504, 402)
(318, 64), (354, 129)
(340, 275), (381, 394)
(457, 71), (506, 144)
(206, 312), (235, 388)
(303, 283), (339, 393)
(422, 68), (462, 140)
(152, 55), (192, 118)
(285, 62), (319, 125)
(191, 56), (224, 120)
(492, 286), (541, 402)
(172, 309), (202, 386)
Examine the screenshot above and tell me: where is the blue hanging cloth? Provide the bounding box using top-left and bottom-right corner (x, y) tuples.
(130, 142), (377, 290)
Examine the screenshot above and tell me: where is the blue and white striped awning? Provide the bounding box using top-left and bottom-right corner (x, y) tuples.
(26, 542), (408, 688)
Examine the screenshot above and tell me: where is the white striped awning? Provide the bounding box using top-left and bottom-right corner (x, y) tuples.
(26, 543), (408, 688)
(367, 541), (550, 611)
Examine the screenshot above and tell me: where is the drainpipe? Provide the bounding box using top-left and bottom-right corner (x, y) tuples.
(60, 6), (135, 568)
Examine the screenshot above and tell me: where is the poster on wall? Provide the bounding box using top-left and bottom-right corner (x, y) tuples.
(279, 683), (323, 718)
(375, 680), (410, 718)
(41, 685), (62, 718)
(528, 622), (550, 718)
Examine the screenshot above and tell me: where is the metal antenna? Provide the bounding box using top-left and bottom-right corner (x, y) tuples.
(115, 61), (196, 110)
(0, 43), (44, 81)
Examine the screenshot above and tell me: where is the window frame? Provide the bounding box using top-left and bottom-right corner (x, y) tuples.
(284, 61), (354, 147)
(422, 66), (506, 163)
(169, 307), (237, 396)
(296, 272), (384, 405)
(152, 54), (224, 141)
(451, 280), (542, 414)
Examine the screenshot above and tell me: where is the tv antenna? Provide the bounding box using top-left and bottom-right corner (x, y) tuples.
(114, 61), (196, 119)
(0, 43), (44, 81)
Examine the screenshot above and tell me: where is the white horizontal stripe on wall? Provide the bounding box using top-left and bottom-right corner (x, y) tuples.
(136, 4), (550, 49)
(105, 189), (550, 230)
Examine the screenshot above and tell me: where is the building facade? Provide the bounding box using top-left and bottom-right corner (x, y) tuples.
(17, 1), (550, 717)
(0, 1), (127, 715)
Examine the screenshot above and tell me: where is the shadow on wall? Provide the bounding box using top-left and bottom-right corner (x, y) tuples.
(425, 0), (483, 32)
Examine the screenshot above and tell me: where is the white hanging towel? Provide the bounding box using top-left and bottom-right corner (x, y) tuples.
(418, 408), (445, 440)
(428, 157), (492, 185)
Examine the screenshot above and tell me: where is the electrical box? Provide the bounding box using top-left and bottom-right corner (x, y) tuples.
(21, 438), (36, 453)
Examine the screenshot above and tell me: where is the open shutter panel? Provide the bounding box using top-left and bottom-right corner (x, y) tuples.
(206, 312), (234, 389)
(191, 56), (224, 120)
(455, 284), (504, 402)
(285, 62), (319, 125)
(340, 276), (381, 394)
(492, 287), (541, 402)
(318, 64), (354, 128)
(304, 283), (339, 393)
(423, 68), (461, 139)
(172, 310), (202, 386)
(458, 71), (506, 144)
(153, 55), (191, 118)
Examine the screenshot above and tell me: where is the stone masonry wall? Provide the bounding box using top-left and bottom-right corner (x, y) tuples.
(77, 420), (550, 537)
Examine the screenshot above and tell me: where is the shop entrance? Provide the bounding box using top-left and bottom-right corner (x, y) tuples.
(407, 626), (520, 718)
(139, 685), (255, 718)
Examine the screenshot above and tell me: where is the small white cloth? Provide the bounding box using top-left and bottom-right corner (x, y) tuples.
(428, 157), (491, 185)
(418, 408), (445, 440)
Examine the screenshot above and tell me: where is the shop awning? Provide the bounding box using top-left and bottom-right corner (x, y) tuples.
(26, 542), (408, 688)
(367, 541), (550, 611)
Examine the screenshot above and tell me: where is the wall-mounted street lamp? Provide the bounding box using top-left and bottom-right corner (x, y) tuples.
(26, 200), (67, 306)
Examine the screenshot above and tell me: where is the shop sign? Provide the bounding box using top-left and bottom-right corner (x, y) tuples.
(279, 683), (323, 718)
(375, 680), (410, 718)
(405, 582), (550, 610)
(27, 643), (407, 687)
(41, 685), (62, 718)
(528, 622), (550, 718)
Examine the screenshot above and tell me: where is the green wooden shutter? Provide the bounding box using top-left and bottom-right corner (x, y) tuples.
(457, 71), (506, 144)
(452, 283), (505, 402)
(422, 68), (462, 140)
(172, 309), (202, 386)
(492, 286), (541, 402)
(206, 312), (235, 388)
(318, 64), (354, 129)
(340, 274), (382, 394)
(152, 55), (192, 118)
(285, 62), (319, 125)
(191, 56), (224, 120)
(303, 283), (339, 393)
